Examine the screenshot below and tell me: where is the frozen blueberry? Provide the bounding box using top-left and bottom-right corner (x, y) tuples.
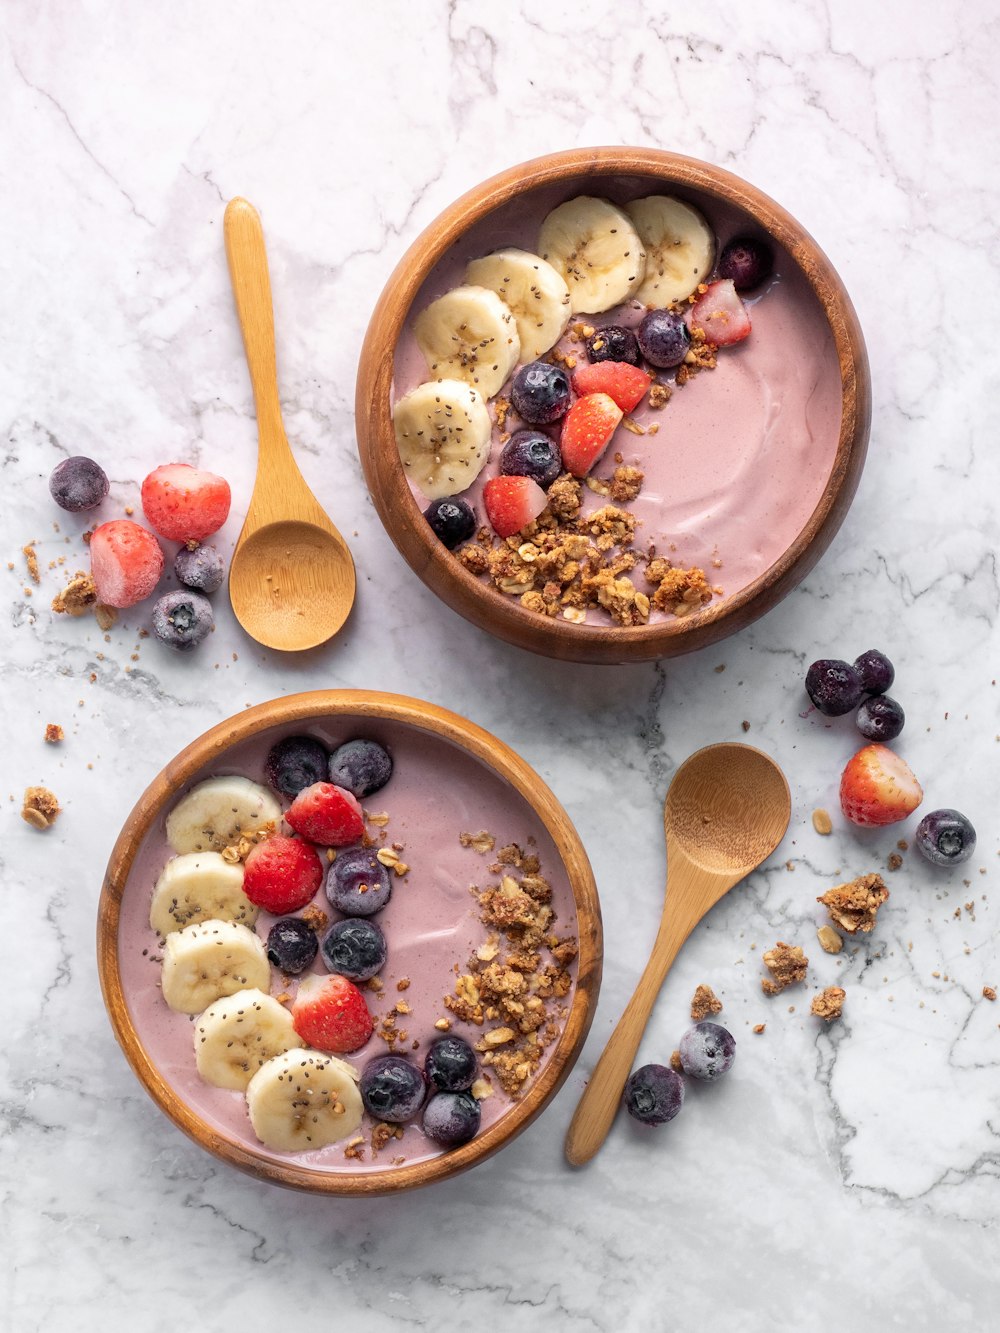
(623, 1064), (685, 1125)
(49, 456), (109, 512)
(424, 1036), (477, 1092)
(359, 1055), (426, 1123)
(173, 543), (225, 593)
(424, 497), (476, 550)
(636, 309), (690, 369)
(320, 917), (387, 981)
(328, 739), (392, 799)
(678, 1022), (736, 1081)
(805, 658), (864, 716)
(853, 648), (895, 695)
(265, 917), (318, 974)
(325, 845), (392, 916)
(422, 1090), (481, 1146)
(151, 591), (214, 652)
(915, 809), (977, 866)
(264, 735), (329, 798)
(510, 361), (571, 426)
(585, 325), (641, 367)
(717, 236), (774, 291)
(856, 694), (905, 742)
(498, 430), (562, 489)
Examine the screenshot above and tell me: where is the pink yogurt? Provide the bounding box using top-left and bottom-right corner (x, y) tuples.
(117, 716), (578, 1176)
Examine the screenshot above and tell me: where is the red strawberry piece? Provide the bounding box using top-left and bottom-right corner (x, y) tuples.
(558, 392), (624, 477)
(242, 835), (323, 914)
(482, 475), (548, 539)
(286, 781), (364, 847)
(840, 744), (923, 827)
(292, 973), (373, 1053)
(571, 360), (651, 413)
(141, 463), (231, 542)
(687, 279), (751, 346)
(89, 519), (164, 608)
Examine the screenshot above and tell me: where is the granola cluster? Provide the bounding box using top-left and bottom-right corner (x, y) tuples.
(811, 986), (846, 1023)
(761, 941), (808, 995)
(817, 873), (889, 934)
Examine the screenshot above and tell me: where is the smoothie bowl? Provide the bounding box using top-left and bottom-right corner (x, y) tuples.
(356, 147), (870, 664)
(98, 691), (601, 1194)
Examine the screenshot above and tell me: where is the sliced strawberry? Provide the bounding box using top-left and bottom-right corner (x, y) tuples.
(286, 782), (364, 847)
(558, 393), (624, 477)
(840, 744), (923, 827)
(571, 361), (651, 413)
(292, 973), (373, 1053)
(688, 279), (751, 346)
(483, 475), (548, 539)
(242, 835), (323, 914)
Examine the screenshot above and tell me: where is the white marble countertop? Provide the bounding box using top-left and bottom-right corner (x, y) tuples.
(3, 2), (997, 1328)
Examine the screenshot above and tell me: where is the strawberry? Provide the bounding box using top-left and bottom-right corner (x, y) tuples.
(482, 475), (548, 539)
(242, 835), (323, 914)
(688, 279), (751, 346)
(89, 519), (164, 608)
(292, 973), (373, 1053)
(141, 463), (231, 543)
(840, 744), (923, 827)
(558, 393), (623, 477)
(571, 360), (651, 413)
(286, 782), (364, 847)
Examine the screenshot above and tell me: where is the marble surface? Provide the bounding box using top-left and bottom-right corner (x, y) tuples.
(3, 1), (998, 1328)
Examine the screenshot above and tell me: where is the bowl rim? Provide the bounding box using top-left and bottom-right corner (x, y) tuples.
(97, 689), (602, 1195)
(356, 145), (871, 664)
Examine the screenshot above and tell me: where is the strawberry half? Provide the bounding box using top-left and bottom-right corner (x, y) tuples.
(571, 361), (651, 413)
(559, 393), (624, 477)
(840, 744), (923, 827)
(688, 279), (751, 346)
(242, 835), (323, 914)
(483, 475), (548, 539)
(286, 782), (364, 846)
(292, 973), (373, 1053)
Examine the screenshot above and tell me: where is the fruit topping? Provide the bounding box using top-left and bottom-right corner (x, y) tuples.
(688, 279), (751, 346)
(636, 308), (691, 369)
(677, 1022), (736, 1081)
(853, 648), (895, 695)
(716, 236), (774, 290)
(246, 1049), (363, 1150)
(558, 393), (623, 477)
(151, 590), (214, 652)
(359, 1055), (426, 1123)
(856, 694), (905, 742)
(482, 474), (548, 538)
(174, 543), (225, 593)
(325, 845), (392, 917)
(624, 195), (715, 305)
(160, 918), (270, 1014)
(49, 456), (109, 512)
(264, 735), (330, 798)
(421, 1090), (481, 1146)
(464, 249), (571, 362)
(286, 781), (364, 847)
(89, 519), (164, 608)
(194, 988), (303, 1090)
(291, 973), (373, 1054)
(915, 809), (977, 866)
(413, 286), (520, 398)
(393, 380), (492, 499)
(539, 196), (647, 314)
(328, 738), (393, 799)
(265, 917), (319, 974)
(805, 658), (864, 716)
(140, 463), (231, 542)
(570, 360), (651, 413)
(149, 851), (257, 936)
(585, 324), (641, 366)
(510, 360), (572, 426)
(424, 1035), (477, 1092)
(839, 744), (923, 826)
(623, 1064), (685, 1125)
(498, 430), (563, 488)
(320, 917), (387, 981)
(243, 835), (324, 915)
(424, 497), (477, 550)
(166, 776), (281, 854)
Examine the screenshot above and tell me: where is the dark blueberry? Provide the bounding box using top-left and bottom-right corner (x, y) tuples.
(915, 809), (977, 866)
(805, 659), (864, 716)
(264, 735), (328, 798)
(716, 236), (774, 291)
(265, 917), (318, 974)
(498, 430), (563, 489)
(325, 845), (392, 916)
(856, 694), (905, 742)
(422, 1090), (481, 1146)
(151, 591), (214, 652)
(623, 1064), (685, 1125)
(853, 648), (895, 695)
(328, 738), (392, 798)
(49, 456), (109, 512)
(359, 1055), (426, 1123)
(678, 1022), (736, 1082)
(424, 497), (476, 551)
(174, 543), (225, 593)
(636, 309), (690, 369)
(424, 1036), (477, 1092)
(510, 361), (571, 426)
(320, 917), (387, 981)
(585, 324), (641, 367)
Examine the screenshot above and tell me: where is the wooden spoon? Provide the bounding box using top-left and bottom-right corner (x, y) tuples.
(564, 742), (791, 1166)
(224, 197), (356, 651)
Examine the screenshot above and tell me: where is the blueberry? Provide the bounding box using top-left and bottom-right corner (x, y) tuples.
(805, 658), (864, 716)
(173, 543), (225, 593)
(856, 694), (905, 742)
(498, 430), (563, 489)
(49, 456), (109, 512)
(359, 1055), (426, 1123)
(717, 236), (774, 291)
(422, 1090), (481, 1146)
(853, 648), (895, 695)
(265, 917), (318, 974)
(915, 809), (977, 866)
(423, 497), (476, 550)
(678, 1022), (736, 1081)
(424, 1036), (477, 1092)
(636, 309), (690, 369)
(510, 361), (571, 426)
(328, 739), (392, 799)
(623, 1064), (684, 1125)
(320, 917), (387, 981)
(325, 845), (392, 916)
(264, 735), (328, 798)
(585, 325), (641, 367)
(151, 591), (214, 652)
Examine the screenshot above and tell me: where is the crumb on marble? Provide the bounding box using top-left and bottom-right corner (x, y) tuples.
(670, 1049), (683, 1073)
(690, 983), (722, 1021)
(811, 986), (846, 1023)
(812, 808), (833, 835)
(984, 986), (997, 1002)
(752, 1023), (766, 1034)
(817, 872), (889, 934)
(21, 785), (61, 830)
(887, 852), (903, 872)
(761, 941), (808, 995)
(44, 723), (64, 744)
(51, 572), (97, 616)
(817, 924), (844, 954)
(22, 543), (39, 584)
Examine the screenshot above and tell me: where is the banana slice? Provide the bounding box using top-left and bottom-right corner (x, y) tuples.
(464, 249), (571, 362)
(165, 776), (281, 855)
(194, 988), (304, 1091)
(160, 918), (270, 1014)
(538, 196), (646, 315)
(624, 196), (715, 306)
(149, 851), (257, 937)
(393, 379), (492, 499)
(246, 1048), (363, 1152)
(413, 285), (520, 398)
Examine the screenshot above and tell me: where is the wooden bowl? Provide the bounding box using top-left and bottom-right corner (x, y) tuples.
(98, 690), (601, 1194)
(356, 147), (871, 664)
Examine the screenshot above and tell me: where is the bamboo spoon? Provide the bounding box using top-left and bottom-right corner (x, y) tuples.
(224, 197), (356, 651)
(565, 742), (791, 1167)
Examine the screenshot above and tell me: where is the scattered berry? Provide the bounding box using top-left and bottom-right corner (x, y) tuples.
(805, 658), (864, 716)
(151, 590), (214, 651)
(89, 519), (164, 608)
(678, 1022), (736, 1081)
(243, 835), (324, 914)
(320, 917), (387, 981)
(688, 279), (751, 346)
(265, 917), (319, 974)
(291, 973), (372, 1053)
(853, 648), (895, 695)
(422, 1090), (480, 1146)
(325, 845), (392, 916)
(571, 360), (651, 413)
(424, 1036), (477, 1092)
(585, 324), (641, 367)
(173, 543), (225, 593)
(359, 1055), (426, 1123)
(915, 809), (977, 866)
(498, 430), (563, 488)
(856, 694), (905, 742)
(265, 735), (329, 799)
(558, 392), (623, 477)
(840, 743), (923, 826)
(328, 739), (393, 799)
(49, 456), (109, 512)
(636, 309), (690, 369)
(510, 361), (572, 426)
(423, 497), (476, 550)
(716, 236), (774, 290)
(623, 1064), (684, 1125)
(286, 782), (364, 847)
(141, 463), (231, 542)
(482, 474), (548, 538)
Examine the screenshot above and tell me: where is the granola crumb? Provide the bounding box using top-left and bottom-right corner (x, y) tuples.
(887, 852), (903, 872)
(94, 603), (118, 630)
(812, 808), (833, 835)
(752, 1023), (766, 1034)
(648, 382), (671, 409)
(761, 941), (808, 995)
(669, 1049), (683, 1074)
(690, 984), (722, 1021)
(44, 724), (64, 744)
(817, 873), (889, 934)
(299, 903), (329, 933)
(396, 977), (411, 992)
(984, 986), (997, 1002)
(434, 1017), (451, 1031)
(21, 786), (61, 830)
(51, 572), (98, 617)
(817, 924), (844, 954)
(811, 986), (846, 1022)
(741, 720), (751, 732)
(460, 830), (496, 855)
(22, 543), (40, 584)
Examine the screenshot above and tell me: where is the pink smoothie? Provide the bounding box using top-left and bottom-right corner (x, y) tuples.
(117, 716), (578, 1176)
